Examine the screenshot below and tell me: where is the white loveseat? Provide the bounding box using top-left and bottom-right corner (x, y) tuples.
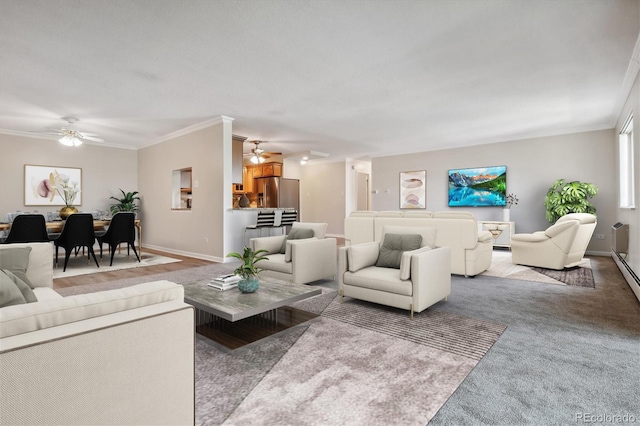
(339, 225), (451, 318)
(345, 210), (493, 276)
(250, 222), (337, 284)
(0, 243), (195, 426)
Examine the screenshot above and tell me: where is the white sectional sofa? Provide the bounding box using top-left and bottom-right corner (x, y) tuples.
(0, 242), (195, 426)
(345, 210), (493, 276)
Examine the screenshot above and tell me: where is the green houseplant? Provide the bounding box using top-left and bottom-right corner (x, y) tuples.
(544, 179), (598, 223)
(226, 246), (269, 293)
(109, 189), (141, 215)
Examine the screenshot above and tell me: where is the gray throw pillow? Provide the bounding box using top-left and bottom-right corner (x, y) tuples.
(280, 228), (315, 254)
(0, 246), (34, 288)
(0, 269), (38, 307)
(0, 269), (37, 304)
(376, 233), (422, 269)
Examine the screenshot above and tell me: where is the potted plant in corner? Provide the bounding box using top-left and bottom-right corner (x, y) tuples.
(226, 246), (269, 293)
(544, 179), (598, 223)
(109, 189), (141, 216)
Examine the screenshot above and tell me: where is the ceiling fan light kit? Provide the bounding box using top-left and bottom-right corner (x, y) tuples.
(59, 133), (82, 147)
(249, 140), (267, 164)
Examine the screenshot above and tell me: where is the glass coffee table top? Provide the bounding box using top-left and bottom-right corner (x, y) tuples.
(182, 276), (322, 350)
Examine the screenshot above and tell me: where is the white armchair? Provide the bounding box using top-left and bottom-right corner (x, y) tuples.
(557, 213), (597, 267)
(511, 217), (583, 270)
(250, 222), (337, 285)
(338, 226), (451, 319)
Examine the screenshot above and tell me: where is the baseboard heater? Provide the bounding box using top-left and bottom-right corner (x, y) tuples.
(612, 251), (640, 303)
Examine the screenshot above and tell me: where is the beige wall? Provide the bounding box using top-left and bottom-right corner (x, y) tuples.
(137, 119), (232, 261)
(300, 161), (346, 236)
(0, 134), (137, 215)
(369, 129), (616, 254)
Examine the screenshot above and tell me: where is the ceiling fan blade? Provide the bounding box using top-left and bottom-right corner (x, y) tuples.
(80, 135), (104, 142)
(29, 130), (62, 137)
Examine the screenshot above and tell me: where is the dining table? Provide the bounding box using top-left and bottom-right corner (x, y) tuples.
(0, 218), (142, 256)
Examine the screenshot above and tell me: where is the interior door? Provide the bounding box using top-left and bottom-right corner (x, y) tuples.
(356, 172), (369, 210)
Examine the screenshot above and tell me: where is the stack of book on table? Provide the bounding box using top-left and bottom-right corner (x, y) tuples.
(208, 274), (242, 290)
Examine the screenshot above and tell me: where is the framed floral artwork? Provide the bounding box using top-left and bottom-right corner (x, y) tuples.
(400, 170), (426, 209)
(24, 164), (82, 206)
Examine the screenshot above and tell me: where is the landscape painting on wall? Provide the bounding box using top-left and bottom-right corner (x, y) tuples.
(448, 165), (506, 207)
(400, 170), (426, 209)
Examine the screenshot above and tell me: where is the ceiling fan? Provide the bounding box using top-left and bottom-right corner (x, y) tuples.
(244, 141), (281, 164)
(33, 116), (104, 146)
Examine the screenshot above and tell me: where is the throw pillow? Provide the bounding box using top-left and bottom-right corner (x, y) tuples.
(279, 228), (315, 254)
(0, 246), (34, 288)
(0, 269), (36, 307)
(375, 234), (422, 269)
(0, 269), (37, 303)
(347, 242), (380, 272)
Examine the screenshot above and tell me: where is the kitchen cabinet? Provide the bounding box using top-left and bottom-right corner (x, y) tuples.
(232, 135), (247, 184)
(253, 163), (282, 178)
(242, 167), (254, 193)
(242, 163), (283, 194)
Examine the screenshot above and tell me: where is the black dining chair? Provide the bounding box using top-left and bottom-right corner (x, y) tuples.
(96, 212), (140, 266)
(2, 214), (50, 243)
(53, 213), (100, 272)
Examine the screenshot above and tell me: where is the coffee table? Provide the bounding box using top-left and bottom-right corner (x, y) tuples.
(182, 276), (321, 350)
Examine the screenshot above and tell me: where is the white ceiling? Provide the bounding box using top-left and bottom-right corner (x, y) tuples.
(1, 0), (639, 160)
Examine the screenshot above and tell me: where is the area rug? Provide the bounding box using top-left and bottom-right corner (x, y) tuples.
(55, 267), (507, 425)
(322, 297), (506, 360)
(52, 251), (182, 279)
(481, 250), (595, 288)
(201, 289), (506, 425)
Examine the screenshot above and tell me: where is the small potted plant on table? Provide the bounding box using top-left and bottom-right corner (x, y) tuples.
(226, 246), (269, 293)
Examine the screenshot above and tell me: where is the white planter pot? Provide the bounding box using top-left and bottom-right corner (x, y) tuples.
(502, 209), (510, 222)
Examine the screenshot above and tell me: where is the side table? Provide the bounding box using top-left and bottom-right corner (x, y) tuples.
(478, 221), (515, 248)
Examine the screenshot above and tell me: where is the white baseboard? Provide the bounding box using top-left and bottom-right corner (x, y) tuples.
(611, 251), (640, 303)
(585, 250), (612, 257)
(143, 244), (226, 263)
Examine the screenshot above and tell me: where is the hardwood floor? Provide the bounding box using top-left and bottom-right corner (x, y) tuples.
(53, 248), (216, 290)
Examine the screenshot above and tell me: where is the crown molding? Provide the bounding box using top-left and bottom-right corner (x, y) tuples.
(610, 32), (640, 127)
(0, 129), (136, 150)
(140, 115), (235, 149)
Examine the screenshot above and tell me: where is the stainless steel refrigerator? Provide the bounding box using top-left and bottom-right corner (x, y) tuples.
(254, 177), (300, 210)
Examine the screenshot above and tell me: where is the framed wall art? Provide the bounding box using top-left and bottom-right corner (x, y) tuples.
(447, 165), (506, 207)
(24, 164), (82, 206)
(400, 170), (426, 209)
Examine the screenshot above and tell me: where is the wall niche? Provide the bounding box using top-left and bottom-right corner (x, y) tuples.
(172, 167), (192, 210)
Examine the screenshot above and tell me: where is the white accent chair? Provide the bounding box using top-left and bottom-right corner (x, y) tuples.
(338, 225), (451, 319)
(558, 213), (597, 267)
(250, 222), (337, 284)
(511, 213), (596, 270)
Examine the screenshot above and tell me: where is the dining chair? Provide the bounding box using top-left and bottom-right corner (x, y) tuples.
(2, 214), (50, 244)
(53, 213), (100, 272)
(96, 212), (140, 266)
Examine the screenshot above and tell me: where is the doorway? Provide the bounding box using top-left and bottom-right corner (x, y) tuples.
(356, 172), (369, 210)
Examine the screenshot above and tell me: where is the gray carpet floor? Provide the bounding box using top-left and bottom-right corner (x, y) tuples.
(429, 256), (640, 425)
(57, 255), (640, 425)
